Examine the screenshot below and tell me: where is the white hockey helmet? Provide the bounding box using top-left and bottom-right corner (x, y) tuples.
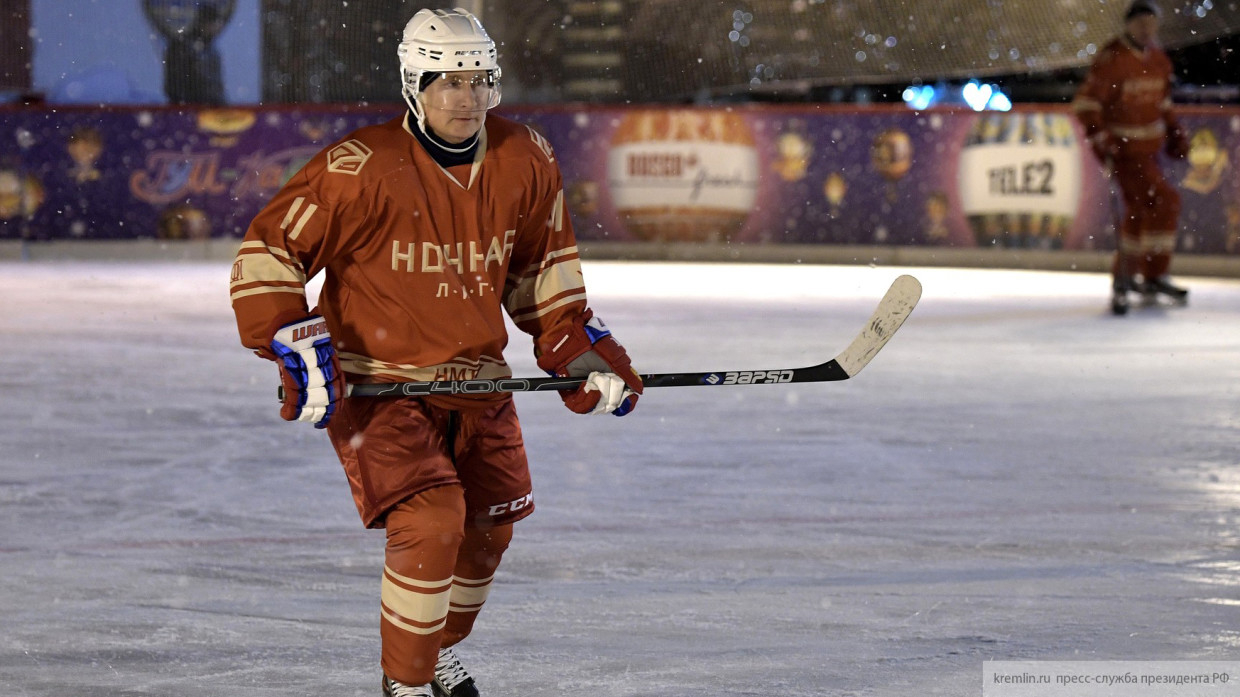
(398, 8), (502, 127)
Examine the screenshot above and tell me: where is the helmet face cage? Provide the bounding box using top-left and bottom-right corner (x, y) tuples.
(402, 68), (503, 116)
(398, 9), (502, 128)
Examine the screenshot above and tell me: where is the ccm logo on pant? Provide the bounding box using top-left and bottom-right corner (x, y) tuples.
(488, 493), (533, 516)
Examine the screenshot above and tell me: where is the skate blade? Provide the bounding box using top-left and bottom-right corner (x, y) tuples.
(1140, 293), (1188, 309)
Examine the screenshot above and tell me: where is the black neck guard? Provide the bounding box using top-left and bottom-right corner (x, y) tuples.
(408, 112), (480, 168)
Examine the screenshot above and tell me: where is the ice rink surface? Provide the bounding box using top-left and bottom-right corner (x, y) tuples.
(2, 260), (1238, 696)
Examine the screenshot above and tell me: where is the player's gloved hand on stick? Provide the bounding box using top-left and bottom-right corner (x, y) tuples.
(270, 315), (344, 428)
(1165, 118), (1190, 160)
(536, 310), (643, 416)
(1089, 131), (1118, 164)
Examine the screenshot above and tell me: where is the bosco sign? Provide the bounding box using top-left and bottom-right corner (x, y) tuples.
(607, 110), (759, 243)
(957, 112), (1082, 249)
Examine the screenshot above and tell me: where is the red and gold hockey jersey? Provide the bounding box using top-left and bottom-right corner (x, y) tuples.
(229, 113), (586, 404)
(1072, 35), (1175, 155)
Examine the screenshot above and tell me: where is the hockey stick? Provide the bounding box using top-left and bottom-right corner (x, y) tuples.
(342, 274), (921, 398)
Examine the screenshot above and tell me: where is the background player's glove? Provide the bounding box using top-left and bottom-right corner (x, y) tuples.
(270, 315), (344, 428)
(1089, 131), (1118, 164)
(536, 310), (643, 416)
(1165, 118), (1190, 160)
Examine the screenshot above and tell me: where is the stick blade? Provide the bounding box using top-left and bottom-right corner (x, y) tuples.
(834, 274), (921, 377)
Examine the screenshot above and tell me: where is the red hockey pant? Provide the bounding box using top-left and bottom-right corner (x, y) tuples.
(1111, 151), (1180, 281)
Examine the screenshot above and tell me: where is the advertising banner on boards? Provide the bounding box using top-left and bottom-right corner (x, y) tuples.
(1, 104), (1236, 255)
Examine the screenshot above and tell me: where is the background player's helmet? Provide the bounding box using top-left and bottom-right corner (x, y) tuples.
(397, 8), (502, 131)
(1125, 0), (1161, 20)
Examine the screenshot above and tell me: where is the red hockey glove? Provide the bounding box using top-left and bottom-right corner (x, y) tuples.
(1089, 131), (1118, 164)
(536, 310), (643, 416)
(269, 315), (344, 428)
(1165, 118), (1190, 160)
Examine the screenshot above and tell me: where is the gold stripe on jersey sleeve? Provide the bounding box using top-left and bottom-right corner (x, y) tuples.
(229, 285), (306, 301)
(547, 189), (564, 233)
(1072, 97), (1102, 113)
(234, 240), (304, 270)
(505, 251), (586, 324)
(229, 285), (306, 302)
(504, 247), (581, 303)
(230, 246), (307, 286)
(229, 242), (308, 302)
(539, 244), (580, 269)
(508, 291), (588, 325)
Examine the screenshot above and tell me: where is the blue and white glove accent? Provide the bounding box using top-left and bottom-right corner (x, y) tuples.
(535, 310), (643, 417)
(270, 315), (343, 428)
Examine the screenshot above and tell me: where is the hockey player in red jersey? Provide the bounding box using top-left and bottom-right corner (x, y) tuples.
(228, 8), (642, 697)
(1072, 0), (1190, 315)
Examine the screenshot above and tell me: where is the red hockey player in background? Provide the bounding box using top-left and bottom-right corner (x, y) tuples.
(1073, 0), (1190, 315)
(228, 8), (642, 697)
